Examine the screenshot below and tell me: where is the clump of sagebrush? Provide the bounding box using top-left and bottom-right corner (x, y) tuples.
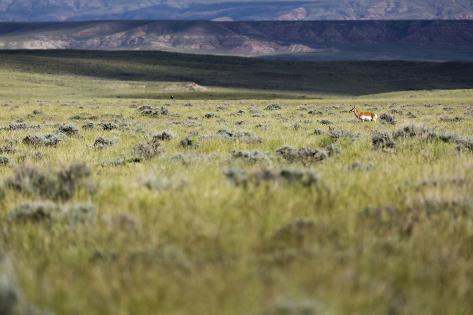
(7, 122), (40, 131)
(328, 127), (358, 140)
(58, 123), (79, 136)
(362, 193), (473, 237)
(276, 146), (328, 164)
(232, 150), (271, 163)
(101, 156), (142, 167)
(81, 121), (94, 129)
(100, 113), (123, 120)
(99, 122), (118, 130)
(69, 113), (97, 120)
(312, 129), (324, 135)
(265, 103), (282, 111)
(318, 119), (332, 125)
(372, 131), (396, 150)
(93, 137), (116, 149)
(433, 131), (462, 143)
(232, 109), (245, 116)
(324, 143), (341, 157)
(22, 133), (63, 147)
(61, 203), (96, 225)
(225, 167), (319, 187)
(154, 131), (175, 141)
(180, 136), (199, 149)
(56, 163), (92, 200)
(7, 201), (58, 223)
(393, 124), (461, 144)
(5, 162), (92, 201)
(439, 116), (462, 123)
(379, 113), (396, 125)
(133, 137), (163, 160)
(0, 156), (9, 165)
(308, 109), (323, 115)
(216, 105), (228, 111)
(407, 194), (472, 218)
(204, 112), (216, 119)
(456, 138), (473, 152)
(138, 105), (169, 117)
(0, 142), (16, 154)
(392, 124), (434, 140)
(8, 201), (96, 225)
(216, 129), (262, 144)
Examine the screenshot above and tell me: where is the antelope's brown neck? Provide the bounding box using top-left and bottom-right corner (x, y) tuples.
(353, 108), (360, 119)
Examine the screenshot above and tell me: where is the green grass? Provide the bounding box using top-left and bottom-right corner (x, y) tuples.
(0, 51), (473, 315)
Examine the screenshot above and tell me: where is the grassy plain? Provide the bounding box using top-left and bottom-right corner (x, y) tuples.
(0, 51), (473, 315)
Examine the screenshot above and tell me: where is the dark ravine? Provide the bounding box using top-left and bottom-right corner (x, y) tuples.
(0, 20), (472, 60)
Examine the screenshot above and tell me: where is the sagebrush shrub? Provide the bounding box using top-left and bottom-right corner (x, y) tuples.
(232, 150), (270, 162)
(217, 129), (262, 143)
(8, 122), (40, 131)
(372, 131), (396, 150)
(0, 156), (9, 165)
(154, 131), (175, 141)
(379, 113), (396, 125)
(93, 137), (115, 149)
(225, 167), (319, 187)
(133, 138), (163, 160)
(180, 136), (198, 149)
(328, 127), (358, 140)
(22, 134), (63, 146)
(265, 104), (282, 111)
(99, 122), (118, 130)
(58, 124), (79, 136)
(5, 163), (92, 201)
(8, 201), (59, 223)
(276, 146), (328, 163)
(138, 105), (169, 117)
(8, 201), (96, 225)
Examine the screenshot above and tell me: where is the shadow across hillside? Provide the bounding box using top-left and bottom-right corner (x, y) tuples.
(2, 50), (473, 96)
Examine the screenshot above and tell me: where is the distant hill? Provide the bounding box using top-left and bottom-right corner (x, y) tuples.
(0, 20), (472, 61)
(2, 50), (473, 96)
(0, 0), (472, 22)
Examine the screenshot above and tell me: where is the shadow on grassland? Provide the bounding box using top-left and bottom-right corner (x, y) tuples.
(1, 50), (473, 96)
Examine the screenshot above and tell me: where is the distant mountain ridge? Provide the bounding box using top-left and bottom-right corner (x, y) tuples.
(0, 0), (472, 22)
(0, 20), (472, 61)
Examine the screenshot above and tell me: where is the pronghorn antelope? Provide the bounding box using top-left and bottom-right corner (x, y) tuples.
(349, 105), (378, 122)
